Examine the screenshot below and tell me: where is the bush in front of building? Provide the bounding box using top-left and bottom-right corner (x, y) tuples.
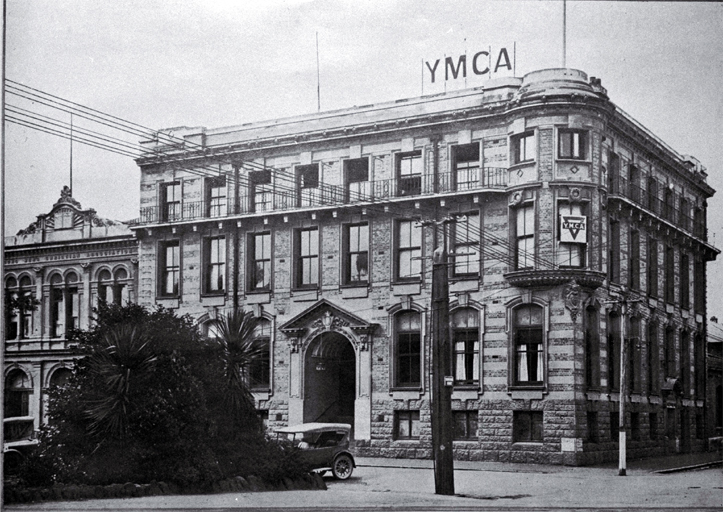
(14, 303), (310, 491)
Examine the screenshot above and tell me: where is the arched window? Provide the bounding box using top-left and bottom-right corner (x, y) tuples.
(51, 272), (80, 338)
(114, 268), (130, 305)
(18, 276), (34, 338)
(249, 318), (271, 390)
(513, 305), (544, 385)
(4, 370), (31, 418)
(98, 269), (112, 304)
(584, 306), (600, 390)
(49, 368), (72, 388)
(452, 308), (479, 386)
(5, 276), (19, 340)
(394, 311), (422, 388)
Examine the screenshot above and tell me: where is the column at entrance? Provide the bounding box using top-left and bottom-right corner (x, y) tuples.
(355, 344), (372, 440)
(288, 341), (304, 426)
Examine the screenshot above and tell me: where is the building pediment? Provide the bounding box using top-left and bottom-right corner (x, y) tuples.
(279, 299), (376, 350)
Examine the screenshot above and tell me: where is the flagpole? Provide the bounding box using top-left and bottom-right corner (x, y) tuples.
(562, 0), (567, 68)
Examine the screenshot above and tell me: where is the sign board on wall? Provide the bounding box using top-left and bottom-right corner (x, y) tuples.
(560, 215), (587, 243)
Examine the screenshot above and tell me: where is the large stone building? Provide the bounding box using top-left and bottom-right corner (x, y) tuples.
(3, 187), (137, 454)
(133, 68), (717, 465)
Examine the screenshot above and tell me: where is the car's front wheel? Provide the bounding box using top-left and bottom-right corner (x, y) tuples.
(332, 454), (353, 480)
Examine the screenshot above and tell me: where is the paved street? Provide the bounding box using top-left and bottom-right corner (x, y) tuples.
(6, 453), (722, 511)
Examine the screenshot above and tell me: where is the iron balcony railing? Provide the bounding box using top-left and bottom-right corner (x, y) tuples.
(607, 175), (706, 240)
(138, 168), (507, 225)
(3, 418), (35, 443)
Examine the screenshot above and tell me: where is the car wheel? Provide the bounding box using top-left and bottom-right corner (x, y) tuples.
(332, 454), (353, 480)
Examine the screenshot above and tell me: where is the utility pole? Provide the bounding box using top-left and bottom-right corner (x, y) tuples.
(430, 220), (454, 495)
(618, 298), (628, 476)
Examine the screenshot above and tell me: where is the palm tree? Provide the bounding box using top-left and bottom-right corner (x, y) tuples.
(208, 309), (265, 436)
(84, 323), (157, 438)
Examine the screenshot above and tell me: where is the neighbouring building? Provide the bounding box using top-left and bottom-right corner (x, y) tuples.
(3, 187), (138, 455)
(133, 68), (718, 465)
(707, 317), (722, 448)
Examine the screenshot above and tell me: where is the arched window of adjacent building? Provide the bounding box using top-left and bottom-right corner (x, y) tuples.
(4, 369), (31, 418)
(98, 269), (113, 304)
(629, 316), (641, 393)
(50, 271), (80, 338)
(5, 276), (19, 340)
(608, 311), (621, 392)
(585, 306), (600, 390)
(249, 318), (271, 391)
(452, 308), (479, 386)
(49, 368), (72, 388)
(513, 304), (544, 385)
(394, 310), (422, 388)
(114, 268), (130, 305)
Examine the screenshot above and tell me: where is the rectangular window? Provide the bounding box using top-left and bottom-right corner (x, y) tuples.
(681, 331), (691, 396)
(206, 176), (226, 218)
(680, 253), (690, 310)
(297, 164), (320, 207)
(6, 292), (19, 340)
(249, 232), (272, 291)
(665, 327), (676, 378)
(344, 158), (370, 201)
(630, 230), (640, 289)
(394, 410), (420, 440)
(558, 130), (587, 160)
(631, 412), (641, 441)
(649, 412), (658, 440)
(628, 164), (641, 203)
(295, 228), (319, 288)
(344, 223), (369, 285)
(161, 181), (182, 222)
(514, 305), (544, 385)
(159, 241), (180, 297)
(608, 152), (620, 193)
(451, 212), (480, 276)
(610, 410), (619, 441)
(249, 320), (271, 390)
(587, 411), (598, 443)
(512, 132), (535, 164)
(665, 246), (675, 303)
(513, 411), (543, 442)
(395, 311), (421, 388)
(608, 314), (621, 392)
(648, 238), (659, 297)
(557, 202), (586, 268)
(608, 219), (620, 283)
(249, 170), (272, 212)
(396, 220), (422, 280)
(21, 292), (33, 338)
(630, 317), (641, 393)
(694, 257), (705, 314)
(396, 151), (422, 196)
(647, 177), (658, 213)
(453, 308), (479, 386)
(204, 236), (226, 294)
(515, 204), (535, 270)
(585, 307), (600, 390)
(666, 408), (676, 438)
(453, 143), (480, 191)
(453, 411), (478, 440)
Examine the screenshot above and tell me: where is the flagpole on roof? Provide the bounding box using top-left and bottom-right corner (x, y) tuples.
(562, 0), (567, 68)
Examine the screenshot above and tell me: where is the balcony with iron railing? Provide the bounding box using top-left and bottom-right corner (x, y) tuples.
(3, 417), (36, 445)
(607, 175), (707, 240)
(137, 168), (507, 225)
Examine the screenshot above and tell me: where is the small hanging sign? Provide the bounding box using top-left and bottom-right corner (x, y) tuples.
(560, 215), (587, 243)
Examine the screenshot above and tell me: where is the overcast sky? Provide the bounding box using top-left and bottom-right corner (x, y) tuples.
(5, 0), (723, 311)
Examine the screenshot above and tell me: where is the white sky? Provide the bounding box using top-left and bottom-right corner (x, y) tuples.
(4, 0), (723, 312)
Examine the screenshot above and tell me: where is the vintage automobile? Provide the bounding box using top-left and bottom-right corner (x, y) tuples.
(274, 422), (355, 479)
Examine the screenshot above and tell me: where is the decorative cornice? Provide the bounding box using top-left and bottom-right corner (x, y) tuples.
(504, 269), (606, 289)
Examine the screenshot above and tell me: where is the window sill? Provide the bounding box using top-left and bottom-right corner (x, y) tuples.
(556, 158), (590, 164)
(340, 282), (369, 289)
(509, 161), (536, 170)
(201, 291), (225, 297)
(512, 441), (543, 446)
(453, 439), (479, 444)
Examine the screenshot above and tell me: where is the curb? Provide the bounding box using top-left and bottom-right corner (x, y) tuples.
(655, 460), (723, 474)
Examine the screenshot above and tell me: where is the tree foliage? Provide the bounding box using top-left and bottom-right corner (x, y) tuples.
(22, 303), (308, 488)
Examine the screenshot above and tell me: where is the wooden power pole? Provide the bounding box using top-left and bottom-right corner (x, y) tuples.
(431, 240), (454, 495)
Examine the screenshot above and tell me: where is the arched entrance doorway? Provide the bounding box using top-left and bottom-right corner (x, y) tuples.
(304, 331), (356, 427)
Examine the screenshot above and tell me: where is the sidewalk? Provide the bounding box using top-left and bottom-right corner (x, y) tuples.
(356, 449), (723, 475)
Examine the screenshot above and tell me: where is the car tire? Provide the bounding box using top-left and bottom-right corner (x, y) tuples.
(332, 454), (353, 480)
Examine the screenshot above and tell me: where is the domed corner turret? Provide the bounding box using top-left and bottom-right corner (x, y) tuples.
(511, 68), (609, 105)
